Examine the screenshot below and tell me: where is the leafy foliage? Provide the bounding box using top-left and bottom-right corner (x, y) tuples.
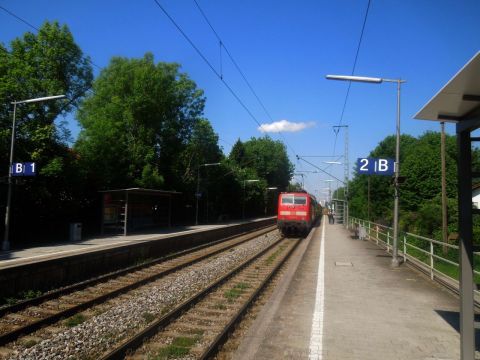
(349, 131), (460, 239)
(0, 21), (93, 243)
(1, 24), (295, 243)
(75, 53), (205, 189)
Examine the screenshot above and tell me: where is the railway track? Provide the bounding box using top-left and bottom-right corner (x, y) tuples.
(104, 236), (300, 360)
(0, 225), (276, 356)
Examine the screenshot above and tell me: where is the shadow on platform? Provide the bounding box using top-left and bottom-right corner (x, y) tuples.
(436, 310), (480, 351)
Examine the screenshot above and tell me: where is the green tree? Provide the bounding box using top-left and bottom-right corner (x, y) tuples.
(226, 137), (293, 219)
(349, 134), (416, 224)
(0, 21), (93, 243)
(75, 53), (205, 189)
(348, 131), (462, 239)
(177, 119), (225, 223)
(401, 131), (457, 211)
(229, 139), (247, 168)
(242, 136), (294, 190)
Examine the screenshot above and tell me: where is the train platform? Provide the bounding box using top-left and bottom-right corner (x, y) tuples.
(234, 216), (465, 360)
(0, 218), (271, 270)
(0, 224), (225, 269)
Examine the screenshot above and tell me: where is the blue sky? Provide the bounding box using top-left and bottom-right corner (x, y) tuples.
(1, 1), (479, 201)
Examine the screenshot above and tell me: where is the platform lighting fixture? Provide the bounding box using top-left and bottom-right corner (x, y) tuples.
(2, 94), (66, 252)
(195, 162), (221, 226)
(324, 161), (342, 164)
(326, 73), (405, 267)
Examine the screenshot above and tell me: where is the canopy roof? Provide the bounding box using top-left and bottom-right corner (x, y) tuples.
(99, 188), (181, 196)
(414, 51), (480, 122)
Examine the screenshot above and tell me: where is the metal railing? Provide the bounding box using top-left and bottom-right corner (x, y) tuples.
(349, 217), (480, 298)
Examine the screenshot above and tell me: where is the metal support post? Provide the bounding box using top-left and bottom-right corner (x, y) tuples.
(195, 167), (200, 225)
(2, 102), (16, 251)
(458, 128), (475, 360)
(391, 80), (402, 267)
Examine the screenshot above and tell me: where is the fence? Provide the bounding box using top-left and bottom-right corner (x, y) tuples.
(349, 217), (480, 299)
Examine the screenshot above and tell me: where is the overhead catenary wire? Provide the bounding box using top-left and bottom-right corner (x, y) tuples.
(331, 0), (371, 156)
(153, 0), (264, 132)
(0, 5), (102, 71)
(191, 0), (298, 158)
(0, 4), (100, 116)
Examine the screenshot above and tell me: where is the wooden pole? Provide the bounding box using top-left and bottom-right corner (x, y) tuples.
(441, 122), (448, 254)
(368, 176), (371, 221)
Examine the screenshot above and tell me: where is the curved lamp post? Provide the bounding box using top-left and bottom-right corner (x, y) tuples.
(2, 94), (66, 251)
(326, 74), (405, 267)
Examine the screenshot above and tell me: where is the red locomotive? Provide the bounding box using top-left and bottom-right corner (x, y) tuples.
(277, 191), (321, 235)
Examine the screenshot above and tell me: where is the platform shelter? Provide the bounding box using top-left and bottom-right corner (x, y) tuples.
(415, 51), (480, 360)
(100, 188), (181, 236)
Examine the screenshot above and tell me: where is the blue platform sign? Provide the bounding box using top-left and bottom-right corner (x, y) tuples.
(356, 158), (395, 176)
(11, 162), (36, 176)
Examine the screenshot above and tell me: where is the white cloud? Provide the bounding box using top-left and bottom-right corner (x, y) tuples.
(258, 119), (315, 133)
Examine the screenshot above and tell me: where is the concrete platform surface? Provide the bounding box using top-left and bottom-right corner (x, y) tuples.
(0, 218), (270, 269)
(234, 216), (463, 360)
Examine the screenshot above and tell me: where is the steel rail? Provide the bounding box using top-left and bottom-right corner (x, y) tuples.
(199, 238), (301, 359)
(100, 236), (288, 360)
(0, 224), (273, 317)
(0, 226), (275, 346)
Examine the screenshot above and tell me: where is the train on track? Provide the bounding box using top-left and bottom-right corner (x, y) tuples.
(277, 190), (321, 235)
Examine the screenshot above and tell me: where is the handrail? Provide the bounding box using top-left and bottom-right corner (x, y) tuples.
(349, 217), (480, 295)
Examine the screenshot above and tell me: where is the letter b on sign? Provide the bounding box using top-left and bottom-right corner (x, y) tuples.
(378, 159), (388, 172)
(15, 163), (23, 174)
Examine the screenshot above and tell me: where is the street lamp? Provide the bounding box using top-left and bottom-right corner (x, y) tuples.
(242, 179), (259, 220)
(326, 74), (405, 267)
(195, 162), (221, 226)
(2, 94), (66, 251)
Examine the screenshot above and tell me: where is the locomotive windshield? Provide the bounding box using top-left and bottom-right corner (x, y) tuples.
(281, 194), (307, 205)
(281, 195), (294, 204)
(294, 196), (307, 205)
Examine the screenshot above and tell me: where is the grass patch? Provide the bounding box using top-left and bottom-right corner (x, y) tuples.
(21, 339), (38, 348)
(187, 329), (204, 336)
(1, 290), (43, 307)
(224, 282), (250, 302)
(154, 335), (201, 359)
(22, 290), (42, 300)
(64, 313), (86, 327)
(265, 245), (288, 265)
(214, 302), (227, 310)
(142, 312), (155, 323)
(134, 257), (153, 266)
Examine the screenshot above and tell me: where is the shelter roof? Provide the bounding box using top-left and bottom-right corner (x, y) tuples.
(99, 188), (182, 196)
(414, 51), (480, 122)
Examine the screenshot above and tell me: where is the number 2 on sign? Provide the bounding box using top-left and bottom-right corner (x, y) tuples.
(359, 158), (369, 171)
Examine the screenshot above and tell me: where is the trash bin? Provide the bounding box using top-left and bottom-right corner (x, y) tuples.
(359, 225), (367, 240)
(69, 223), (82, 241)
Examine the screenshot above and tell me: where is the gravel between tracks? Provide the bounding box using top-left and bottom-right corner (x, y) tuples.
(6, 232), (280, 360)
